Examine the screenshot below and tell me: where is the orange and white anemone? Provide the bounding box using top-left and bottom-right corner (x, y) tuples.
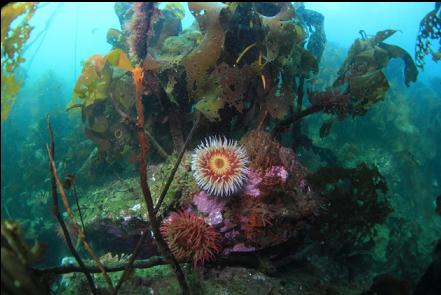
(191, 136), (249, 197)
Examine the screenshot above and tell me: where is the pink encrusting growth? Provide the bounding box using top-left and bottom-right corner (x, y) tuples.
(243, 169), (263, 197)
(223, 243), (256, 255)
(265, 165), (288, 184)
(193, 191), (227, 225)
(242, 166), (288, 198)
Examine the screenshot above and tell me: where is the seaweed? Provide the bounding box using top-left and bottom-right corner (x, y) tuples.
(1, 2), (37, 121)
(259, 2), (296, 63)
(300, 6), (326, 62)
(263, 79), (294, 120)
(106, 28), (129, 53)
(66, 49), (139, 159)
(273, 29), (421, 128)
(334, 30), (418, 98)
(68, 49), (133, 111)
(307, 163), (392, 273)
(182, 2), (227, 99)
(129, 65), (190, 294)
(194, 95), (225, 123)
(415, 5), (441, 69)
(46, 118), (98, 294)
(378, 43), (418, 87)
(1, 221), (49, 295)
(211, 62), (253, 113)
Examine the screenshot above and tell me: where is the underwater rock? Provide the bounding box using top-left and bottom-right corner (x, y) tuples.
(413, 239), (441, 295)
(114, 2), (133, 30)
(224, 243), (256, 255)
(361, 274), (411, 295)
(264, 165), (288, 185)
(186, 130), (319, 257)
(149, 9), (182, 54)
(205, 266), (282, 295)
(87, 217), (158, 259)
(160, 32), (198, 57)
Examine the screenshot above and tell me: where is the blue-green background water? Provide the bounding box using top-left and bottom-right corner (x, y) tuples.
(1, 2), (440, 293)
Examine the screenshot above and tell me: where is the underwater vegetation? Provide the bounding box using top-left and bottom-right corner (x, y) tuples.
(415, 3), (441, 69)
(1, 2), (440, 295)
(1, 220), (49, 295)
(1, 2), (37, 120)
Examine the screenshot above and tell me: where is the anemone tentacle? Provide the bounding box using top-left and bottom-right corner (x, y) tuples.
(191, 136), (249, 197)
(160, 211), (221, 266)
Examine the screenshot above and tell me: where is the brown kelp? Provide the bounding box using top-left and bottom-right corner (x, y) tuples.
(1, 2), (37, 120)
(415, 4), (441, 69)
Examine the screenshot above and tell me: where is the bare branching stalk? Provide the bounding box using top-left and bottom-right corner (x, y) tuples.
(144, 127), (170, 159)
(72, 184), (86, 236)
(46, 116), (97, 295)
(113, 230), (148, 294)
(110, 93), (169, 159)
(34, 256), (167, 275)
(271, 104), (324, 138)
(127, 66), (190, 295)
(154, 115), (200, 214)
(113, 115), (198, 294)
(46, 143), (115, 292)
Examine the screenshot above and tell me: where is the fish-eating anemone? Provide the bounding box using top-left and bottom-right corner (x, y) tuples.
(191, 136), (249, 197)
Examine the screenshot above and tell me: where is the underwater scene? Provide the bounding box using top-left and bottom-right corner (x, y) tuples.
(1, 2), (440, 295)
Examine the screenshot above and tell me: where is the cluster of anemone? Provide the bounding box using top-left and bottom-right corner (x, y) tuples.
(191, 136), (249, 198)
(160, 211), (221, 266)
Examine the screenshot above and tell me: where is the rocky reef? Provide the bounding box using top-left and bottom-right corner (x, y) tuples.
(1, 2), (440, 295)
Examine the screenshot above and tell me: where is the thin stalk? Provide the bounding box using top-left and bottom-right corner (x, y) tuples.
(271, 104), (324, 138)
(131, 66), (190, 294)
(34, 256), (167, 275)
(72, 184), (86, 236)
(47, 146), (115, 292)
(154, 115), (200, 214)
(144, 127), (169, 159)
(112, 230), (148, 295)
(110, 93), (169, 159)
(46, 116), (97, 295)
